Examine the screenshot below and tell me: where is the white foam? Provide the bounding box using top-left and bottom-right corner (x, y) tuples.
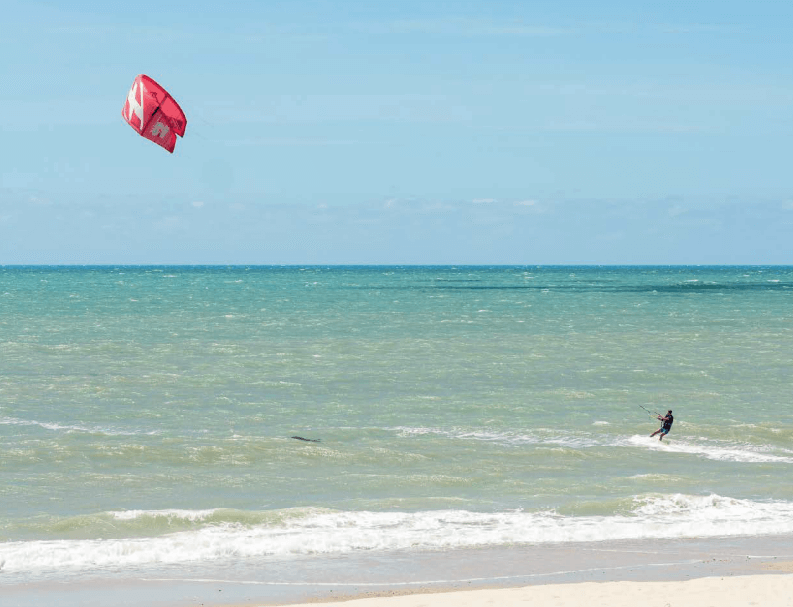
(373, 427), (788, 461)
(0, 416), (158, 437)
(110, 509), (218, 522)
(3, 495), (793, 575)
(626, 435), (793, 463)
(392, 426), (600, 448)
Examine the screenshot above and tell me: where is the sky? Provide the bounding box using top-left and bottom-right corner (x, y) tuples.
(1, 0), (792, 264)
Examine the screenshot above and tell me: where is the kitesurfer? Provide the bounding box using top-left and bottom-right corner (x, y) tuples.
(650, 410), (674, 441)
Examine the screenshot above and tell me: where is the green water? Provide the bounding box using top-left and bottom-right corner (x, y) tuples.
(1, 266), (792, 578)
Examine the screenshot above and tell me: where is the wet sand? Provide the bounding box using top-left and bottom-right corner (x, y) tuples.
(2, 535), (793, 607)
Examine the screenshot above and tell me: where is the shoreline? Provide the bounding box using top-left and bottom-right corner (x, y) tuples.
(3, 534), (793, 607)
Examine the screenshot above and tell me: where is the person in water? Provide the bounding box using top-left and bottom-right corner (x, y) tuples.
(650, 410), (674, 440)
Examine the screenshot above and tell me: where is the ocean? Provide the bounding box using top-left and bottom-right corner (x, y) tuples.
(2, 266), (792, 586)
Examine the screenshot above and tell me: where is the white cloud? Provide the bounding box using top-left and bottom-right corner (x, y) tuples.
(152, 216), (185, 234)
(660, 24), (746, 35)
(540, 119), (706, 134)
(3, 194), (793, 264)
(419, 202), (456, 213)
(356, 18), (574, 37)
(595, 231), (626, 242)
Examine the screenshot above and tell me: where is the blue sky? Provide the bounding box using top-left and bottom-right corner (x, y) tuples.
(1, 0), (792, 264)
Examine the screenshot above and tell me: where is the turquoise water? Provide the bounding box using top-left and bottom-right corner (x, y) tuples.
(1, 266), (793, 580)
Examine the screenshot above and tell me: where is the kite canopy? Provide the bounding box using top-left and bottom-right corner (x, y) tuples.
(122, 75), (186, 153)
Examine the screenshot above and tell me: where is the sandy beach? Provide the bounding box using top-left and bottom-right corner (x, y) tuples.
(278, 573), (793, 607)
